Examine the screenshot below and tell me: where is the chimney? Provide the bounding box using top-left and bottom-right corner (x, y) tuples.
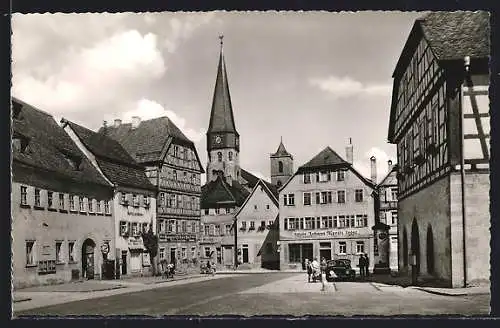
(114, 119), (122, 128)
(345, 138), (353, 164)
(132, 116), (141, 129)
(388, 160), (393, 172)
(102, 121), (108, 135)
(370, 156), (377, 183)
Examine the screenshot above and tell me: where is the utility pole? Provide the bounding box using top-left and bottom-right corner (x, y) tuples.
(233, 218), (238, 270)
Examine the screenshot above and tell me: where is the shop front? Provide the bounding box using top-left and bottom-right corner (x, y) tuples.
(159, 232), (199, 269)
(279, 228), (374, 272)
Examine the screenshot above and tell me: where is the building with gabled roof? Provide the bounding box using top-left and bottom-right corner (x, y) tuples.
(12, 97), (115, 288)
(387, 11), (490, 287)
(101, 114), (204, 271)
(62, 119), (157, 278)
(278, 142), (377, 272)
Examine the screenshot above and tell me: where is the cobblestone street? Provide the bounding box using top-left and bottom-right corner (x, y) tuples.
(14, 273), (490, 317)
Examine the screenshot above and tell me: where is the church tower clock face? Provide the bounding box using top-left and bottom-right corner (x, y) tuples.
(215, 135), (222, 144)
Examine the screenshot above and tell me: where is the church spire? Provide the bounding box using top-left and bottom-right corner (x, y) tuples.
(207, 34), (238, 135)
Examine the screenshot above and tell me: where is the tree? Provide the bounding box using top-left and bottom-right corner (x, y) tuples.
(141, 226), (159, 276)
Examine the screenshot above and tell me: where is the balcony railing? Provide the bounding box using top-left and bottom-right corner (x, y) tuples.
(158, 207), (200, 217)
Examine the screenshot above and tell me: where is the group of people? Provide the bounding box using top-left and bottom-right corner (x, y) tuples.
(358, 253), (370, 279)
(305, 257), (327, 283)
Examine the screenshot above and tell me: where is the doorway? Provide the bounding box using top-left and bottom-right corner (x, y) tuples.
(411, 219), (421, 274)
(242, 244), (249, 263)
(223, 246), (233, 266)
(319, 242), (332, 261)
(403, 228), (408, 267)
(82, 239), (96, 279)
(426, 225), (435, 275)
(121, 250), (128, 275)
(170, 248), (176, 268)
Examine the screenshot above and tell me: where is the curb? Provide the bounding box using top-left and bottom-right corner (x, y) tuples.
(412, 287), (489, 297)
(13, 298), (32, 303)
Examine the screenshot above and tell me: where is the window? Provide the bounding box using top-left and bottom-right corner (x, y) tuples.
(34, 188), (41, 207)
(120, 221), (128, 236)
(283, 193), (295, 206)
(266, 204), (270, 210)
(204, 225), (210, 236)
(356, 241), (365, 254)
(47, 191), (54, 209)
(303, 192), (311, 206)
(121, 193), (127, 204)
(241, 221), (247, 230)
(20, 186), (28, 205)
(391, 211), (398, 225)
(133, 194), (139, 207)
(337, 171), (345, 181)
(56, 242), (63, 263)
(217, 152), (222, 162)
(338, 216), (346, 228)
(277, 181), (282, 187)
(26, 241), (35, 266)
(278, 161), (283, 173)
(229, 151), (233, 161)
(205, 247), (211, 257)
(191, 246), (196, 258)
(59, 193), (65, 210)
(254, 205), (258, 210)
(355, 189), (363, 202)
(96, 200), (101, 213)
(132, 222), (139, 236)
(305, 217), (313, 230)
(319, 171), (330, 182)
(88, 199), (94, 213)
(173, 170), (177, 182)
(104, 200), (110, 214)
(289, 244), (301, 262)
(159, 248), (165, 260)
(167, 220), (176, 233)
(337, 190), (346, 203)
(191, 221), (197, 233)
(181, 247), (187, 259)
(69, 195), (75, 211)
(249, 221), (255, 230)
(68, 241), (75, 262)
(319, 191), (332, 204)
(339, 242), (347, 255)
(225, 224), (232, 235)
(391, 188), (398, 201)
(79, 196), (85, 212)
(173, 146), (179, 157)
(303, 173), (311, 184)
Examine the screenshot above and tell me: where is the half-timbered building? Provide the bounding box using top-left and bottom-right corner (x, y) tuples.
(387, 11), (490, 287)
(102, 116), (204, 270)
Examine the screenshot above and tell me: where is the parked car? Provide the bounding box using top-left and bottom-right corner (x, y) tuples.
(325, 259), (356, 281)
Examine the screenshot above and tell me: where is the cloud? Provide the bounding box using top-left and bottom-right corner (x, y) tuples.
(163, 12), (216, 53)
(123, 99), (205, 143)
(309, 76), (391, 99)
(352, 147), (396, 184)
(13, 29), (166, 129)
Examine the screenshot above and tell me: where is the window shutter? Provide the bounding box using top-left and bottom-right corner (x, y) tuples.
(127, 222), (131, 234)
(316, 192), (320, 204)
(385, 211), (391, 223)
(284, 218), (288, 230)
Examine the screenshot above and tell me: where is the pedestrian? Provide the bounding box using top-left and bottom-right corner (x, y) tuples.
(320, 257), (327, 291)
(364, 253), (370, 278)
(305, 259), (312, 282)
(358, 254), (365, 280)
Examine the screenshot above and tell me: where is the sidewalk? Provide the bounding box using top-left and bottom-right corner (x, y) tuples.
(216, 268), (303, 274)
(13, 273), (231, 313)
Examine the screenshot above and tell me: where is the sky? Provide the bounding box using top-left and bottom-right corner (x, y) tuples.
(12, 11), (424, 184)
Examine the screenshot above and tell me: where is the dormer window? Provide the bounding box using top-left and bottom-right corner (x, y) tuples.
(12, 135), (30, 153)
(12, 101), (23, 120)
(60, 150), (82, 171)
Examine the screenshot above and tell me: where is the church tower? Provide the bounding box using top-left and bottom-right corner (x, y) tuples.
(206, 36), (240, 185)
(270, 137), (294, 188)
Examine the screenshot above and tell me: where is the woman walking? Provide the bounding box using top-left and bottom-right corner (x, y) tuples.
(305, 259), (312, 282)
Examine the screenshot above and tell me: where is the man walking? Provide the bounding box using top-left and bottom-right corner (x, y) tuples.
(358, 254), (365, 280)
(364, 253), (370, 278)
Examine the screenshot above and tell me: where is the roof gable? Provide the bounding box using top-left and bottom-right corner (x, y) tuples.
(234, 179), (279, 218)
(300, 147), (348, 170)
(378, 165), (398, 187)
(271, 139), (292, 158)
(201, 175), (251, 209)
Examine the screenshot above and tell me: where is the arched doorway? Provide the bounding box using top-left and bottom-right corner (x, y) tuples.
(402, 228), (408, 267)
(411, 219), (420, 274)
(426, 225), (435, 275)
(82, 238), (96, 280)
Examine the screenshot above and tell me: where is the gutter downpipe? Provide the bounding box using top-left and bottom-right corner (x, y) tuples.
(460, 56), (470, 288)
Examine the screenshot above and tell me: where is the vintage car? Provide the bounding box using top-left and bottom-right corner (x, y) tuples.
(325, 259), (356, 281)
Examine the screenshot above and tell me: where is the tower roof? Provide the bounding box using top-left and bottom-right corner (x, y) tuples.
(271, 137), (292, 158)
(207, 35), (238, 135)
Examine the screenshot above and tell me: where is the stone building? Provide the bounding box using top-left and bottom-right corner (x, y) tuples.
(12, 98), (115, 288)
(387, 11), (490, 287)
(375, 160), (399, 271)
(102, 117), (204, 269)
(278, 144), (377, 272)
(200, 37), (280, 269)
(62, 119), (157, 277)
(270, 138), (294, 188)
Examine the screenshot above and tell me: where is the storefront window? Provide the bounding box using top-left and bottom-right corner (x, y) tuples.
(289, 244), (301, 262)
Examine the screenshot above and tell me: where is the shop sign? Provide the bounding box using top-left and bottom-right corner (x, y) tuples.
(284, 229), (363, 240)
(165, 233), (197, 243)
(127, 209), (143, 216)
(128, 238), (144, 250)
(143, 253), (151, 266)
